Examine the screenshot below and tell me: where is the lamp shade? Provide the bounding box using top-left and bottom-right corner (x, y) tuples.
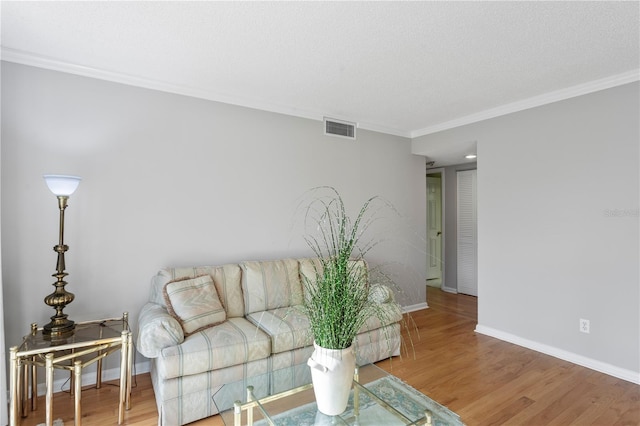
(43, 174), (82, 196)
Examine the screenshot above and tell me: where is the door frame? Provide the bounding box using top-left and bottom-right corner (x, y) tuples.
(426, 167), (445, 290)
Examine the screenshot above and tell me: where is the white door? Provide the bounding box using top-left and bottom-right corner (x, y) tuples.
(457, 169), (477, 296)
(426, 176), (443, 282)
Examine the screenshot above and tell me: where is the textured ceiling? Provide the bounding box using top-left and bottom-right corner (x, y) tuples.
(1, 1), (639, 138)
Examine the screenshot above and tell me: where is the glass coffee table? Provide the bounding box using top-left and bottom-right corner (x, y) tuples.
(220, 363), (463, 426)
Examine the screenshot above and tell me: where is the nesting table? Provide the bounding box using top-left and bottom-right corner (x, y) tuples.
(9, 313), (133, 426)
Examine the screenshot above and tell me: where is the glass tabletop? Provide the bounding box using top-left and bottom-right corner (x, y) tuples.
(221, 363), (464, 426)
(16, 316), (129, 355)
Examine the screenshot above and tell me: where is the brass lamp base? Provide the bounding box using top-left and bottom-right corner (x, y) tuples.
(43, 317), (75, 338)
(42, 272), (76, 338)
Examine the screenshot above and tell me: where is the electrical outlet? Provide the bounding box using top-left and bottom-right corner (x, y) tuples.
(579, 318), (590, 334)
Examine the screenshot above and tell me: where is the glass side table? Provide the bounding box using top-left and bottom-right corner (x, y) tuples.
(9, 313), (133, 426)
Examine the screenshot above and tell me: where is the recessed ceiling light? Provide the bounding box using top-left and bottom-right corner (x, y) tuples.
(465, 154), (477, 159)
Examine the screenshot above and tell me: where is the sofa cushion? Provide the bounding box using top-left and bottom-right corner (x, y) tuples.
(298, 257), (323, 289)
(246, 307), (312, 354)
(241, 259), (303, 314)
(163, 275), (226, 336)
(155, 317), (271, 380)
(151, 264), (245, 318)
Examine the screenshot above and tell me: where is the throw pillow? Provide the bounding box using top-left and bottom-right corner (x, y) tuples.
(368, 284), (392, 303)
(163, 274), (226, 336)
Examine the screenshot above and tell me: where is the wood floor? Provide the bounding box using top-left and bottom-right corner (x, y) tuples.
(16, 287), (639, 425)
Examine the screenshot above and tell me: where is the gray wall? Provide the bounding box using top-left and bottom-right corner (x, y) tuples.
(1, 62), (427, 375)
(413, 82), (640, 380)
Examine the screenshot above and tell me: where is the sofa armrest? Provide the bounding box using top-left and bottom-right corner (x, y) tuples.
(368, 284), (395, 304)
(360, 285), (403, 332)
(136, 302), (184, 358)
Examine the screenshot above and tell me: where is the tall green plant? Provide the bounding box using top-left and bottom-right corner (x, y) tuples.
(299, 187), (395, 350)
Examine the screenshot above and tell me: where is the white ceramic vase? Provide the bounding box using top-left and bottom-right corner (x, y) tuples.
(307, 341), (356, 415)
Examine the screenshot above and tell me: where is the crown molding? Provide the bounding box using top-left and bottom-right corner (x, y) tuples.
(357, 122), (411, 138)
(0, 47), (413, 138)
(2, 47), (413, 138)
(1, 47), (328, 121)
(3, 48), (637, 140)
(411, 69), (640, 138)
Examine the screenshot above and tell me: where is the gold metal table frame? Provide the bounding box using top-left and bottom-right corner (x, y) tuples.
(9, 313), (133, 426)
(232, 366), (436, 426)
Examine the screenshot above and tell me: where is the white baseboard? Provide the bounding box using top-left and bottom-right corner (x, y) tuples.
(402, 302), (428, 313)
(34, 361), (151, 397)
(475, 324), (640, 385)
(440, 286), (457, 294)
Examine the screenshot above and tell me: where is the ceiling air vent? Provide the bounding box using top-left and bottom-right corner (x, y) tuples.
(324, 117), (357, 140)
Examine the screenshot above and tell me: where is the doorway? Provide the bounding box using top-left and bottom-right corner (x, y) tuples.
(426, 170), (444, 288)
